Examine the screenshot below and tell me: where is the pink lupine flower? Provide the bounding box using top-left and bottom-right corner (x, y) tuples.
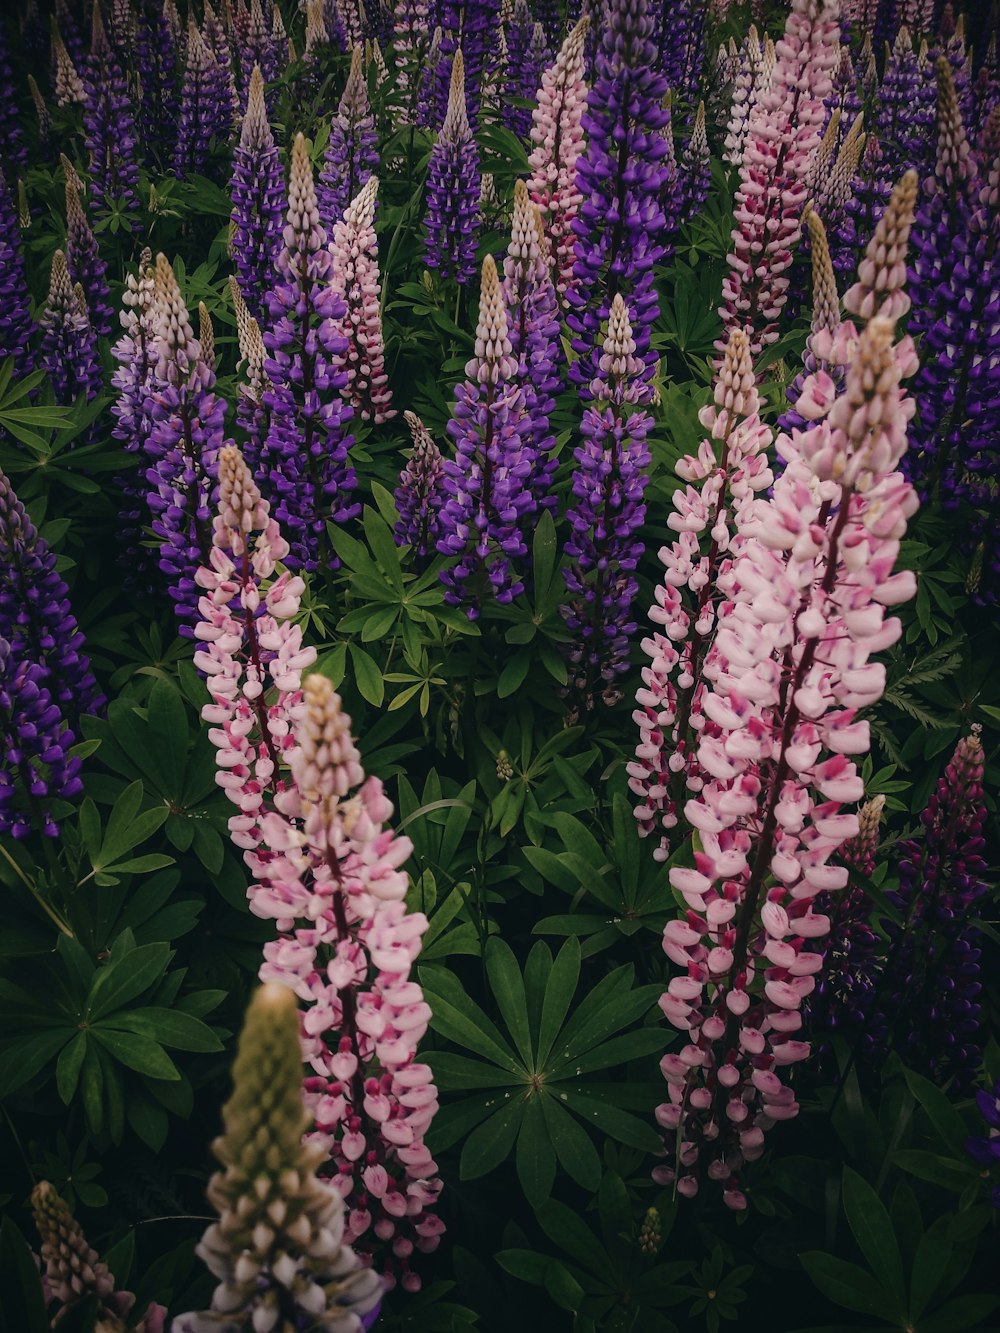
(718, 0), (841, 358)
(252, 673), (444, 1288)
(629, 328), (774, 859)
(653, 308), (919, 1206)
(193, 445), (315, 852)
(329, 176), (394, 424)
(526, 15), (589, 302)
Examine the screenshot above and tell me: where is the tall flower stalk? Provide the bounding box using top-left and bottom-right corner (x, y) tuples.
(229, 63), (286, 321)
(63, 160), (113, 339)
(561, 294), (653, 709)
(423, 49), (481, 286)
(259, 133), (358, 573)
(330, 177), (393, 424)
(38, 249), (102, 409)
(81, 0), (141, 218)
(317, 45), (379, 232)
(0, 168), (35, 382)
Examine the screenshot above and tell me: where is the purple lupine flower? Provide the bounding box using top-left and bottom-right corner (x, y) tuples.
(174, 17), (234, 178)
(502, 180), (561, 510)
(391, 0), (430, 124)
(805, 796), (886, 1061)
(0, 169), (35, 383)
(259, 134), (357, 573)
(230, 276), (270, 475)
(111, 249), (162, 585)
(966, 1079), (1000, 1208)
(229, 64), (286, 320)
(830, 133), (894, 286)
(437, 254), (535, 617)
(81, 1), (141, 219)
(561, 294), (652, 708)
(317, 46), (378, 232)
(502, 0), (539, 140)
(0, 641), (83, 839)
(0, 21), (27, 180)
(51, 17), (87, 108)
(876, 27), (936, 180)
(416, 24), (443, 129)
(135, 0), (179, 169)
(654, 0), (705, 107)
(906, 59), (1000, 602)
(434, 0), (501, 125)
(423, 50), (481, 285)
(239, 0), (282, 90)
(679, 100), (710, 223)
(38, 250), (102, 409)
(144, 254), (225, 632)
(394, 409), (445, 556)
(866, 731), (989, 1089)
(0, 467), (103, 731)
(201, 0), (239, 118)
(55, 0), (87, 76)
(565, 0), (673, 392)
(27, 76), (54, 163)
(63, 161), (113, 339)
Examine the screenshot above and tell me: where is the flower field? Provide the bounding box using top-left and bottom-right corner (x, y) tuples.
(1, 0), (999, 1328)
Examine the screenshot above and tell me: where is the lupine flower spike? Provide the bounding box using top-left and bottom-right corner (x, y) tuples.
(330, 177), (394, 423)
(318, 46), (379, 233)
(527, 15), (589, 302)
(63, 160), (113, 338)
(259, 133), (358, 574)
(173, 984), (383, 1331)
(561, 294), (653, 709)
(629, 328), (773, 855)
(718, 0), (840, 359)
(51, 20), (86, 105)
(143, 253), (225, 632)
(174, 16), (233, 178)
(423, 49), (481, 285)
(230, 63), (286, 321)
(81, 0), (141, 218)
(0, 168), (36, 381)
(654, 312), (918, 1209)
(38, 249), (102, 409)
(242, 672), (445, 1285)
(566, 0), (675, 391)
(436, 254), (534, 617)
(393, 411), (445, 558)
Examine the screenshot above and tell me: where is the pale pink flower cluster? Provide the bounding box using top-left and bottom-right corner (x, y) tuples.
(194, 446), (314, 851)
(527, 15), (589, 301)
(629, 330), (773, 859)
(719, 0), (841, 357)
(254, 674), (444, 1290)
(653, 310), (918, 1208)
(330, 176), (395, 424)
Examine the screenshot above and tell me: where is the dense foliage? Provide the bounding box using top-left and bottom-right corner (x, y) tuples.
(0, 0), (998, 1330)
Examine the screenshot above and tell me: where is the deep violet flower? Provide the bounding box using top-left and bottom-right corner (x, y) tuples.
(966, 1078), (1000, 1208)
(229, 64), (286, 321)
(0, 168), (35, 382)
(174, 16), (234, 178)
(63, 160), (113, 339)
(81, 0), (141, 219)
(135, 0), (179, 166)
(394, 410), (445, 558)
(317, 45), (379, 233)
(423, 50), (481, 285)
(38, 249), (102, 409)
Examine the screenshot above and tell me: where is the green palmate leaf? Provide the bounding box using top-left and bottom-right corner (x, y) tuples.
(427, 1052), (518, 1091)
(144, 676), (189, 797)
(535, 1199), (609, 1273)
(559, 1090), (662, 1152)
(841, 1168), (905, 1311)
(0, 1030), (72, 1097)
(56, 1033), (87, 1104)
(903, 1069), (968, 1156)
(87, 943), (171, 1021)
(909, 1215), (956, 1322)
(91, 1027), (181, 1080)
(485, 937), (532, 1066)
(540, 1093), (602, 1191)
(917, 1295), (1000, 1332)
(419, 969), (521, 1072)
(537, 937), (580, 1067)
(459, 1096), (525, 1179)
(363, 505), (404, 592)
(800, 1252), (900, 1321)
(516, 1095), (556, 1206)
(348, 642), (385, 707)
(109, 1007), (223, 1052)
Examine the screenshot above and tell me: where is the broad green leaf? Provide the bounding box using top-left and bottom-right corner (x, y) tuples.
(91, 1028), (180, 1080)
(903, 1069), (968, 1156)
(537, 937), (580, 1067)
(841, 1168), (905, 1311)
(799, 1252), (900, 1320)
(497, 652), (530, 699)
(540, 1092), (602, 1191)
(495, 1248), (552, 1287)
(0, 1030), (72, 1097)
(485, 938), (532, 1067)
(87, 943), (171, 1021)
(460, 1097), (524, 1179)
(516, 1095), (556, 1206)
(349, 643), (385, 707)
(420, 970), (521, 1072)
(561, 1090), (661, 1152)
(552, 1027), (666, 1078)
(109, 1007), (223, 1052)
(426, 1051), (520, 1091)
(910, 1215), (955, 1322)
(363, 506), (404, 593)
(536, 1199), (609, 1273)
(145, 676), (189, 797)
(916, 1294), (1000, 1332)
(56, 1033), (87, 1104)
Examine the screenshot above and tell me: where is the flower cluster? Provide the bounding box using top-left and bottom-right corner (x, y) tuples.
(330, 176), (394, 424)
(966, 1079), (1000, 1209)
(423, 49), (481, 285)
(229, 63), (286, 321)
(81, 2), (141, 217)
(718, 0), (840, 358)
(437, 254), (535, 616)
(0, 168), (35, 382)
(174, 984), (383, 1332)
(394, 410), (445, 558)
(143, 253), (225, 632)
(38, 249), (102, 409)
(652, 307), (919, 1207)
(63, 161), (113, 338)
(318, 45), (379, 233)
(566, 0), (674, 390)
(174, 15), (233, 178)
(259, 133), (358, 573)
(527, 16), (589, 302)
(561, 295), (653, 709)
(629, 328), (773, 855)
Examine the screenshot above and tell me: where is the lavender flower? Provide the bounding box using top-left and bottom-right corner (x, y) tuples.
(229, 64), (286, 320)
(561, 294), (652, 708)
(437, 255), (535, 617)
(201, 0), (239, 118)
(503, 180), (561, 510)
(259, 134), (357, 573)
(81, 0), (141, 218)
(434, 0), (501, 125)
(565, 0), (674, 392)
(0, 643), (82, 840)
(38, 250), (102, 409)
(830, 133), (894, 286)
(679, 100), (710, 223)
(317, 45), (379, 232)
(423, 50), (481, 285)
(143, 254), (225, 632)
(0, 22), (27, 180)
(867, 732), (989, 1089)
(63, 161), (113, 339)
(239, 0), (283, 88)
(654, 0), (706, 107)
(0, 169), (35, 382)
(503, 0), (541, 140)
(174, 17), (233, 178)
(135, 0), (179, 165)
(394, 409), (445, 556)
(877, 27), (936, 180)
(329, 176), (393, 423)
